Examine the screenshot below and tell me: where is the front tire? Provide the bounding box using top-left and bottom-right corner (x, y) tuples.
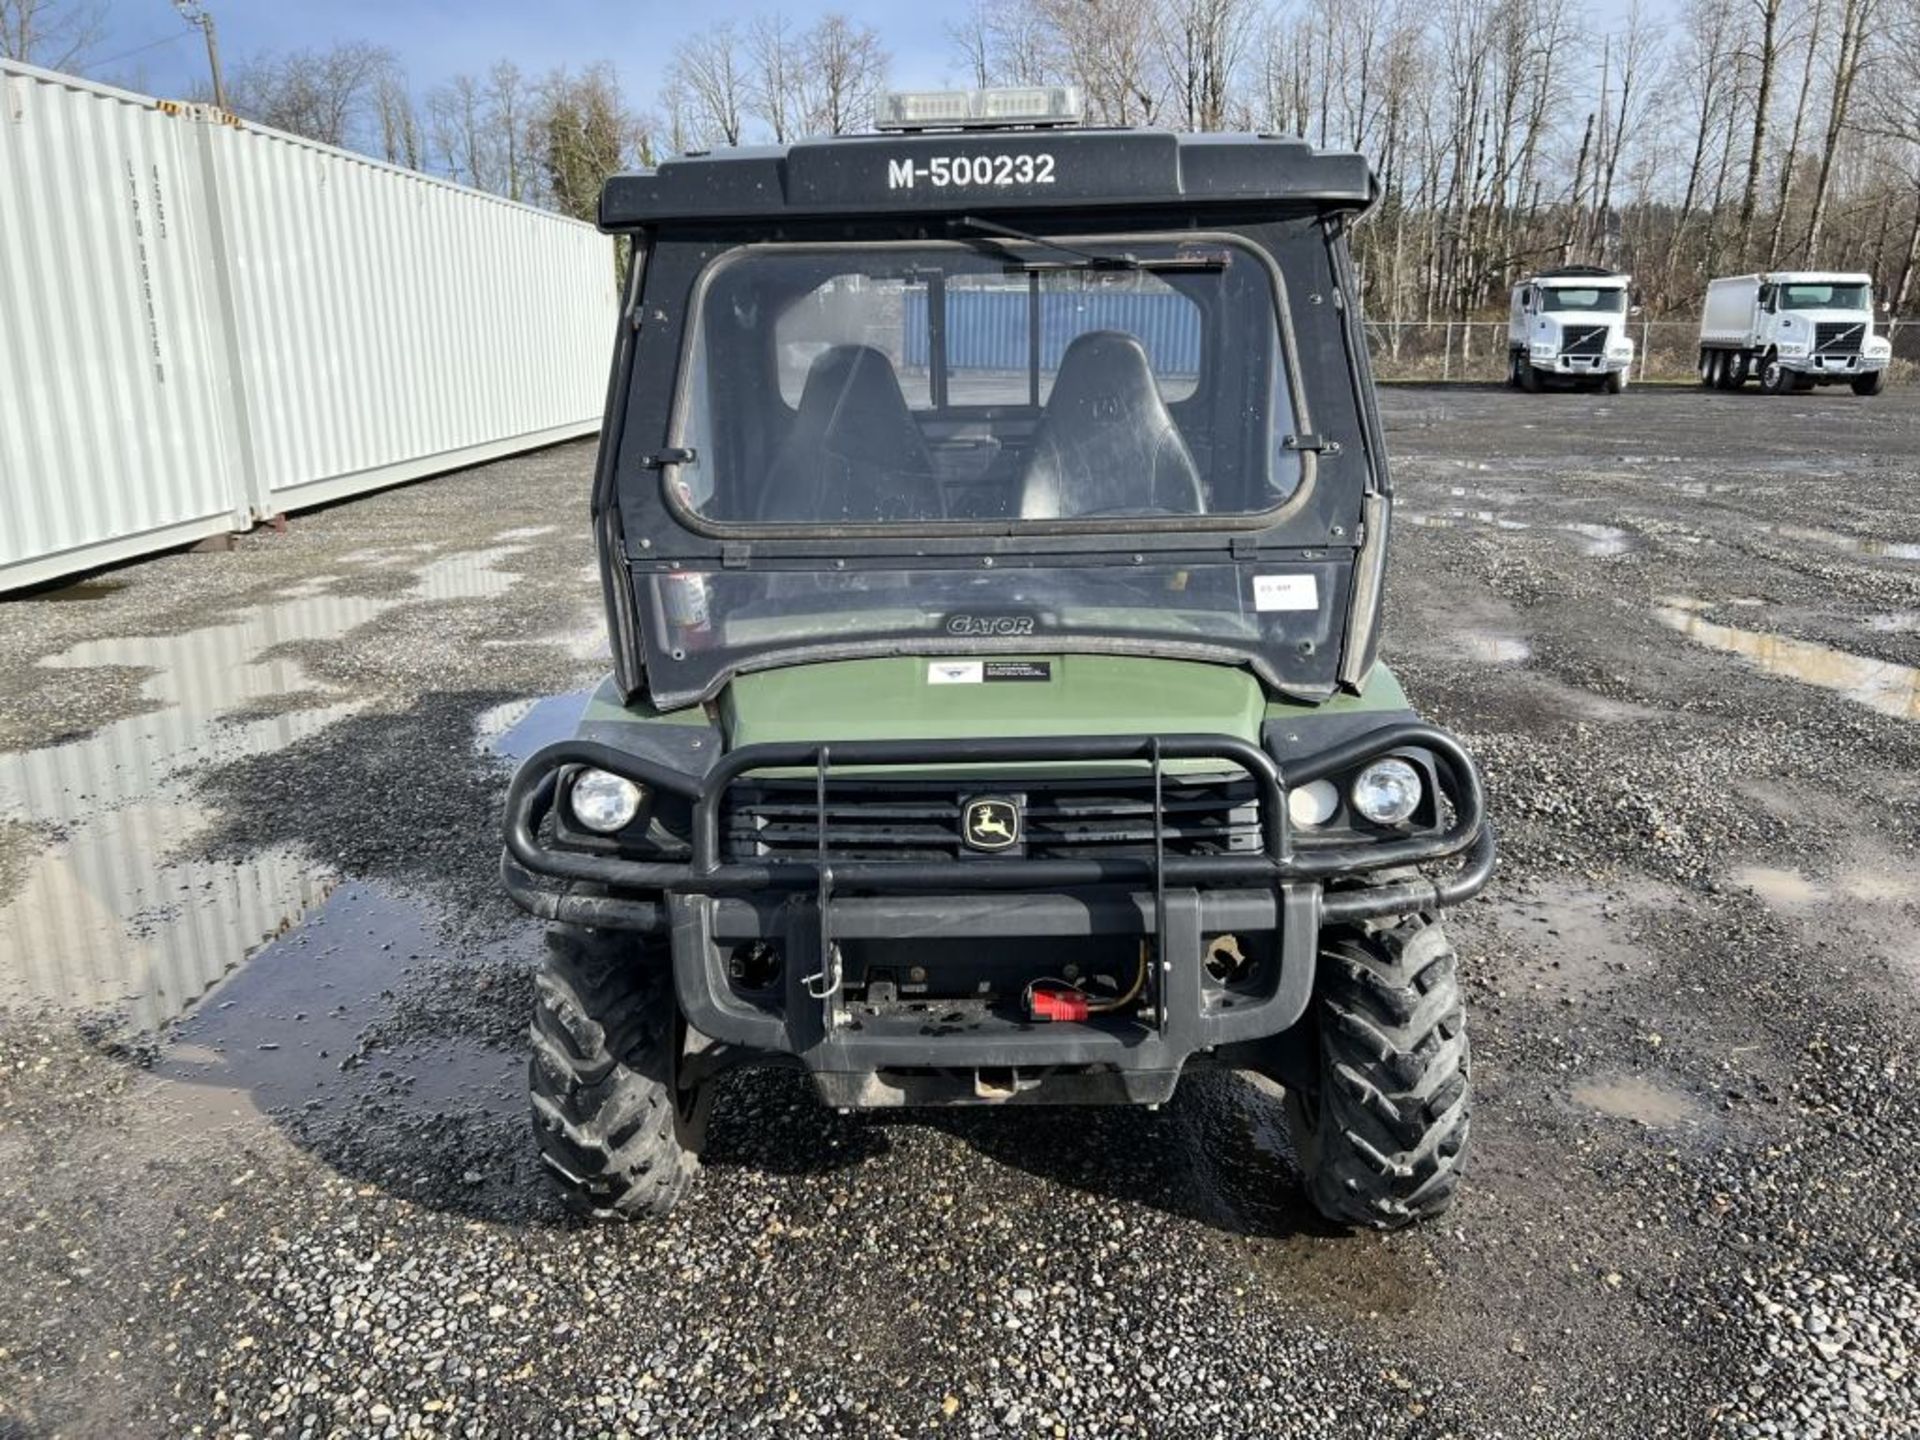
(1287, 912), (1470, 1229)
(1519, 357), (1543, 393)
(1852, 369), (1885, 396)
(1761, 353), (1795, 394)
(529, 925), (703, 1220)
(1603, 369), (1627, 395)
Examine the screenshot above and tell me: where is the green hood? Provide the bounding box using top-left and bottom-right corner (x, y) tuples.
(719, 654), (1268, 749)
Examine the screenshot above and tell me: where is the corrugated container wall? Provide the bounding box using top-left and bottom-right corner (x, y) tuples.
(0, 61), (616, 591)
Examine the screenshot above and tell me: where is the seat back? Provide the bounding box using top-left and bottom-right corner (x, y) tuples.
(1017, 331), (1203, 519)
(760, 346), (942, 523)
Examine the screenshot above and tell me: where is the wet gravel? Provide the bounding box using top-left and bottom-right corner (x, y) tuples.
(3, 390), (1920, 1436)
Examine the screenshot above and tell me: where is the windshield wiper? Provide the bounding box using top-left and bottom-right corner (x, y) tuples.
(951, 215), (1137, 269)
(949, 216), (1230, 273)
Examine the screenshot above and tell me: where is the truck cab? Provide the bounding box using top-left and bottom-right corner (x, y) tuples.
(1698, 272), (1890, 395)
(1507, 266), (1635, 393)
(500, 89), (1494, 1231)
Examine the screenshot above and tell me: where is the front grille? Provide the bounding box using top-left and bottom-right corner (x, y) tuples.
(1562, 326), (1608, 357)
(722, 774), (1262, 863)
(1815, 321), (1865, 354)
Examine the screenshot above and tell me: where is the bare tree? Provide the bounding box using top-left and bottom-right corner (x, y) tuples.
(1801, 0), (1877, 258)
(746, 13), (805, 142)
(1037, 0), (1163, 124)
(802, 14), (888, 136)
(1156, 0), (1256, 131)
(428, 73), (492, 186)
(1765, 0), (1824, 265)
(375, 67), (423, 170)
(1736, 0), (1787, 253)
(225, 42), (399, 151)
(676, 22), (748, 146)
(0, 0), (104, 71)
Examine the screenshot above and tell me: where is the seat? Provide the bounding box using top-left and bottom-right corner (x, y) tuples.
(1017, 331), (1204, 519)
(759, 346), (943, 524)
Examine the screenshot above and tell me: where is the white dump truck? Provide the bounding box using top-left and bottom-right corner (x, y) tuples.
(1697, 273), (1890, 395)
(1507, 266), (1635, 393)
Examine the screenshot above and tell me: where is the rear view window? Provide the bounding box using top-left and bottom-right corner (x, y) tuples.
(774, 276), (932, 409)
(935, 271), (1200, 407)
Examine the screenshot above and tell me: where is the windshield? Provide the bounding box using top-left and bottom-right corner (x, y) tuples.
(669, 239), (1301, 529)
(1777, 282), (1870, 311)
(1540, 287), (1626, 314)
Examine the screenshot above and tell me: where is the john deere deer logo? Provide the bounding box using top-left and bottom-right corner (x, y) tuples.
(962, 797), (1020, 852)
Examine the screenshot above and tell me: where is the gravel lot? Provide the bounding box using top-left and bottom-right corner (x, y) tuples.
(2, 386), (1918, 1438)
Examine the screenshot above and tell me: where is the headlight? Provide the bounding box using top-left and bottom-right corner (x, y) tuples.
(1608, 342), (1632, 357)
(570, 768), (645, 833)
(1287, 779), (1340, 828)
(1779, 342), (1808, 356)
(1350, 758), (1423, 826)
(1867, 338), (1891, 357)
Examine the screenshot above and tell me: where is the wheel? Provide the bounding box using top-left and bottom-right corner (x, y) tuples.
(1603, 369), (1626, 395)
(1853, 369), (1887, 396)
(529, 924), (704, 1220)
(1706, 351), (1726, 388)
(1286, 911), (1470, 1229)
(1727, 352), (1749, 387)
(1698, 349), (1714, 387)
(1760, 353), (1795, 394)
(1507, 352), (1522, 389)
(1518, 356), (1542, 393)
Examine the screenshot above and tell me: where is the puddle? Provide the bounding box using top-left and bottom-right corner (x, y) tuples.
(1733, 864), (1825, 909)
(1571, 1074), (1704, 1128)
(1758, 523), (1920, 561)
(1661, 594), (1766, 611)
(36, 576), (131, 602)
(0, 547), (524, 1030)
(476, 688), (593, 759)
(1654, 607), (1920, 722)
(1559, 523), (1642, 557)
(1403, 508), (1532, 532)
(1735, 861), (1917, 911)
(1403, 510), (1643, 557)
(1457, 629), (1532, 664)
(154, 883), (521, 1133)
(1866, 613), (1920, 634)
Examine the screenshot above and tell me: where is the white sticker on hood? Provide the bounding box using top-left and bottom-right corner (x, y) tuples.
(928, 660), (984, 684)
(1252, 573), (1319, 612)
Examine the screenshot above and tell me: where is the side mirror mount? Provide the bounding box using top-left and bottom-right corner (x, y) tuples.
(1629, 304), (1643, 317)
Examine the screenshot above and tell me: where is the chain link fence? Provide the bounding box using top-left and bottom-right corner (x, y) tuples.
(1364, 319), (1920, 384)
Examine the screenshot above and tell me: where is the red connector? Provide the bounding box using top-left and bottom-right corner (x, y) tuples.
(1028, 987), (1090, 1022)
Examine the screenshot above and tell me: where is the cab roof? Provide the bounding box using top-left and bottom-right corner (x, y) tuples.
(599, 129), (1375, 231)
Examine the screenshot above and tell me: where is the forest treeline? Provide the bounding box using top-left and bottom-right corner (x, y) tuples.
(11, 0), (1920, 318)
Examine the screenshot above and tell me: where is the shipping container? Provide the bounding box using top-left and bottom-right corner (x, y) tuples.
(0, 61), (617, 593)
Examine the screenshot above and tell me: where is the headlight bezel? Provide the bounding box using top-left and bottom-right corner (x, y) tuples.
(1282, 749), (1443, 839)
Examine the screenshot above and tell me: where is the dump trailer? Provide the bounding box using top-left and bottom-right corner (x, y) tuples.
(1698, 273), (1890, 395)
(1507, 266), (1634, 393)
(501, 87), (1495, 1232)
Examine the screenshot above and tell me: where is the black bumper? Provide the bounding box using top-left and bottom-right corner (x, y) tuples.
(500, 725), (1494, 1100)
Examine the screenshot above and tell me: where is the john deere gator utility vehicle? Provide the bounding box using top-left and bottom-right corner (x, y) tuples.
(502, 87), (1495, 1230)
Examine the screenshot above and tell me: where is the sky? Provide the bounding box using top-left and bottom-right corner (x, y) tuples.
(90, 0), (965, 110)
